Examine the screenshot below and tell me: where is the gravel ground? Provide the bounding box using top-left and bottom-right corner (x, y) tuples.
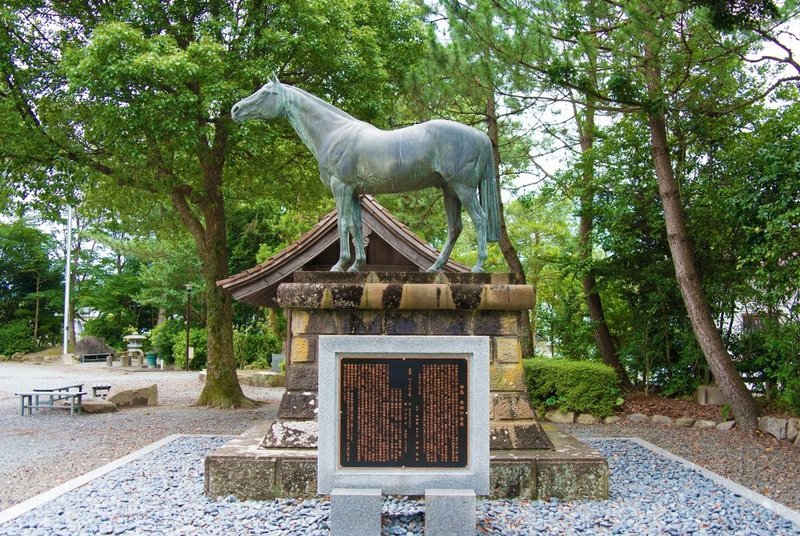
(0, 361), (282, 512)
(562, 422), (800, 512)
(0, 435), (797, 535)
(2, 361), (799, 533)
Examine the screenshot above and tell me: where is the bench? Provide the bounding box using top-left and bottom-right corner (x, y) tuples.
(16, 388), (87, 416)
(92, 384), (112, 398)
(81, 353), (112, 363)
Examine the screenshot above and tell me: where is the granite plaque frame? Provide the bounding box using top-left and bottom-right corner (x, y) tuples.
(318, 335), (490, 495)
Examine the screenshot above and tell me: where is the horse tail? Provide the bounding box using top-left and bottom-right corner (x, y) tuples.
(480, 141), (501, 242)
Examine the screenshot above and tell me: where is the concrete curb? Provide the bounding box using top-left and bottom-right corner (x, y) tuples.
(0, 434), (217, 525)
(587, 437), (800, 527)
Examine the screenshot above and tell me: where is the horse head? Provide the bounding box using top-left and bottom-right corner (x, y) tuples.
(231, 73), (286, 123)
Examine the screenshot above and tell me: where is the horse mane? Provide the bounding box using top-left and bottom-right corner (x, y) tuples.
(286, 85), (358, 122)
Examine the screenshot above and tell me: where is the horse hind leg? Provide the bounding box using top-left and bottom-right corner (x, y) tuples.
(347, 194), (366, 272)
(427, 188), (463, 272)
(451, 183), (488, 272)
(330, 178), (354, 272)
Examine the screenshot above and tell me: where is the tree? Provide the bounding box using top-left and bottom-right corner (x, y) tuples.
(1, 0), (425, 407)
(0, 220), (62, 354)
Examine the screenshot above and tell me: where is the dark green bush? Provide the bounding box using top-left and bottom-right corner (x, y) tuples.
(0, 319), (35, 355)
(523, 358), (622, 417)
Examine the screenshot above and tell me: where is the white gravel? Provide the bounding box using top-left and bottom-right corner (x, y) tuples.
(0, 361), (282, 512)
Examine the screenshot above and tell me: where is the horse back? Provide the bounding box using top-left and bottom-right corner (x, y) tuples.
(318, 119), (490, 194)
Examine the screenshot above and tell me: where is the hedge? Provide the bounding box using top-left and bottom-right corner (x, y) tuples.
(523, 358), (622, 417)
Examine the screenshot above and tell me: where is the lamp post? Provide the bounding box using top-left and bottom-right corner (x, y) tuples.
(184, 283), (193, 371)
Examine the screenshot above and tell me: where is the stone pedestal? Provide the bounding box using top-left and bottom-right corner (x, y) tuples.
(267, 271), (550, 452)
(204, 272), (608, 500)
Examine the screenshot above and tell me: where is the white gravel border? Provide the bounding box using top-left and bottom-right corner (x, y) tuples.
(587, 437), (800, 527)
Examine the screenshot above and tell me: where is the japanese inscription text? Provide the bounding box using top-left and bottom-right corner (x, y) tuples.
(339, 355), (468, 468)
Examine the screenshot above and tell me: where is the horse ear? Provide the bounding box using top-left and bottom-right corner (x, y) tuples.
(269, 72), (280, 85)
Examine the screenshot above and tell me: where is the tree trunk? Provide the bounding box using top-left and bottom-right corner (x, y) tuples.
(486, 94), (535, 358)
(576, 96), (634, 390)
(644, 45), (759, 431)
(171, 129), (251, 408)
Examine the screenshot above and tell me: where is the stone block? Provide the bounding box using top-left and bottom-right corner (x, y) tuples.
(340, 311), (383, 335)
(693, 419), (718, 429)
(399, 283), (455, 310)
(261, 420), (318, 448)
(80, 399), (117, 414)
(490, 422), (553, 450)
(759, 416), (788, 440)
(277, 391), (318, 419)
(787, 418), (799, 442)
(424, 489), (476, 536)
(489, 463), (532, 499)
(285, 364), (318, 390)
(696, 385), (726, 406)
(359, 283), (390, 309)
(428, 311), (471, 336)
(277, 459), (317, 497)
(107, 384), (158, 408)
(536, 460), (609, 501)
(205, 455), (277, 501)
(384, 311), (427, 335)
(576, 414), (599, 425)
(675, 417), (695, 427)
(716, 420), (736, 431)
(494, 337), (522, 364)
(493, 393), (535, 420)
(626, 413), (649, 423)
(473, 312), (519, 336)
(305, 311), (340, 335)
(651, 415), (674, 426)
(290, 336), (316, 363)
(330, 488), (383, 536)
(489, 363), (526, 391)
(545, 410), (575, 424)
(450, 284), (483, 309)
(603, 416), (621, 424)
(290, 310), (310, 335)
(479, 285), (535, 310)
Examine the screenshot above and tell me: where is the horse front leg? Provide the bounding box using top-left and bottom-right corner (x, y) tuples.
(330, 178), (356, 272)
(347, 195), (366, 272)
(428, 188), (463, 272)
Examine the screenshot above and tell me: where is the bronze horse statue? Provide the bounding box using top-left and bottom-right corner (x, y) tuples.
(231, 74), (500, 272)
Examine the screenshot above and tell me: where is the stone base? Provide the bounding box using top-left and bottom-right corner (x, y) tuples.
(204, 423), (607, 501)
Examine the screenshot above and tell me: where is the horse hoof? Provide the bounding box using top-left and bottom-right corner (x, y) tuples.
(471, 266), (484, 273)
(347, 266), (360, 273)
(330, 265), (345, 272)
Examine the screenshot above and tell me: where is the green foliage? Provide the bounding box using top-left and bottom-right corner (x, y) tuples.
(149, 319), (183, 364)
(173, 327), (207, 371)
(0, 319), (36, 356)
(523, 358), (621, 417)
(0, 220), (63, 351)
(233, 322), (282, 370)
(82, 316), (133, 349)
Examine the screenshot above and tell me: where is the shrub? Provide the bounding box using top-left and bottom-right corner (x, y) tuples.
(0, 319), (35, 355)
(173, 327), (207, 370)
(149, 318), (183, 364)
(233, 322), (282, 369)
(523, 358), (622, 417)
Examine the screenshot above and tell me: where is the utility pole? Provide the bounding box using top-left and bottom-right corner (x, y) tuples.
(62, 205), (72, 355)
